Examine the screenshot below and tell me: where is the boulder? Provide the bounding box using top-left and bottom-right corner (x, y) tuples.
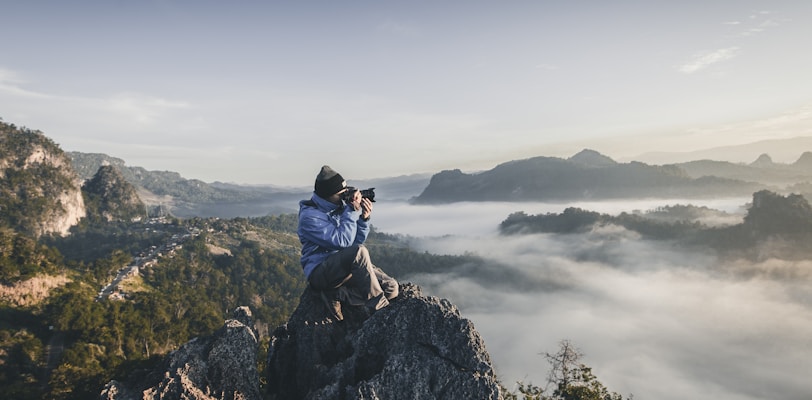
(100, 306), (261, 400)
(266, 283), (503, 399)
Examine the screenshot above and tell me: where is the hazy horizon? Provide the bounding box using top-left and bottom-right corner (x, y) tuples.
(3, 1), (812, 185)
(372, 199), (812, 400)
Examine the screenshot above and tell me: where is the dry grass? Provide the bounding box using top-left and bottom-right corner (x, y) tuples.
(0, 274), (71, 307)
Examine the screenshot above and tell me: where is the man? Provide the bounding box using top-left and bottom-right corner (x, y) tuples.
(298, 165), (399, 321)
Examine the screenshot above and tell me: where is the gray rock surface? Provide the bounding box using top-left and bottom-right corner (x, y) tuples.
(100, 284), (504, 400)
(100, 306), (260, 400)
(266, 283), (503, 399)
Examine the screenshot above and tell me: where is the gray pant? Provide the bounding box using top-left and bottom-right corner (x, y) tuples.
(308, 245), (399, 311)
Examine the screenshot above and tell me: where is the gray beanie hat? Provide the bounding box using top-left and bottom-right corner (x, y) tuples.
(314, 165), (346, 198)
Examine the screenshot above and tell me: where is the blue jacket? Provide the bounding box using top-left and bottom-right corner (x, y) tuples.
(298, 193), (370, 279)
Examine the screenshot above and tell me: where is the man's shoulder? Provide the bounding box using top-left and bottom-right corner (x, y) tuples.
(299, 199), (328, 220)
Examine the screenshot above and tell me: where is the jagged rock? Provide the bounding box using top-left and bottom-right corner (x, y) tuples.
(266, 283), (502, 400)
(83, 165), (146, 222)
(100, 306), (261, 400)
(0, 121), (86, 236)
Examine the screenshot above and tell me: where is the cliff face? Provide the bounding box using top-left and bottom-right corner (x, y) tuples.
(100, 284), (503, 400)
(0, 122), (86, 236)
(266, 283), (502, 399)
(83, 165), (145, 222)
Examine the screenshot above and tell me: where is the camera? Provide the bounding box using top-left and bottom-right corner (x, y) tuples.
(341, 187), (376, 203)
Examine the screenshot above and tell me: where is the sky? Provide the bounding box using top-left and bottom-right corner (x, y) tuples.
(2, 1), (812, 186)
(372, 199), (812, 400)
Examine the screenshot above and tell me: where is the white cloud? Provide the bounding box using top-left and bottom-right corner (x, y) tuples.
(678, 47), (740, 74)
(0, 68), (51, 99)
(106, 92), (191, 125)
(375, 201), (812, 400)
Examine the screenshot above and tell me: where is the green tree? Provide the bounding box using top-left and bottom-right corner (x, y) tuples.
(507, 340), (629, 400)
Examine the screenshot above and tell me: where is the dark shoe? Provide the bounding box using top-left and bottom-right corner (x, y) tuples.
(320, 291), (343, 321)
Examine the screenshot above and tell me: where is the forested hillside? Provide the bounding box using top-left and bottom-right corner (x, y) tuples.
(499, 190), (812, 260)
(1, 201), (500, 400)
(82, 165), (146, 223)
(0, 121), (492, 399)
(0, 121), (86, 237)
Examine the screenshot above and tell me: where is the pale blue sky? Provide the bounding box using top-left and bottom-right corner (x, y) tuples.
(2, 1), (812, 185)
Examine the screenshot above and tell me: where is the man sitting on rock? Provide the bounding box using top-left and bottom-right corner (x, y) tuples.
(297, 165), (399, 321)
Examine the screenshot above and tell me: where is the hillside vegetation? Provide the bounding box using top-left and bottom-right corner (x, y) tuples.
(0, 121), (86, 237)
(500, 190), (812, 260)
(13, 119), (808, 399)
(0, 122), (492, 399)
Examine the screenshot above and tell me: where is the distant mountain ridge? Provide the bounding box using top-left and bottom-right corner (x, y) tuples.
(17, 122), (809, 212)
(630, 136), (812, 165)
(68, 152), (265, 205)
(669, 151), (812, 187)
(0, 121), (154, 235)
(413, 149), (768, 204)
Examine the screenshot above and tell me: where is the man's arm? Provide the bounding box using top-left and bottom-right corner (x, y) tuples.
(300, 208), (361, 250)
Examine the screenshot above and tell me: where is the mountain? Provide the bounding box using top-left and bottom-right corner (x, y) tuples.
(750, 153), (774, 167)
(69, 151), (305, 218)
(793, 151), (812, 169)
(568, 148), (618, 168)
(413, 150), (766, 204)
(0, 120), (86, 236)
(68, 152), (263, 205)
(668, 152), (812, 187)
(102, 284), (502, 399)
(82, 165), (146, 222)
(70, 151), (433, 218)
(630, 136), (812, 165)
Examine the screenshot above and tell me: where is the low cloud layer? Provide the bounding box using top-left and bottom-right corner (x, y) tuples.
(373, 200), (812, 400)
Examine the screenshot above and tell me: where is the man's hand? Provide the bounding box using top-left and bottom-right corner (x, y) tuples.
(360, 197), (373, 220)
(349, 190), (373, 219)
(349, 190), (362, 211)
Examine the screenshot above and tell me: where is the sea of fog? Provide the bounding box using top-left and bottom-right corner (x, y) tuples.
(371, 198), (812, 400)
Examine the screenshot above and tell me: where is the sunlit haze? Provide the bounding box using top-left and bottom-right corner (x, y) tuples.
(3, 1), (812, 185)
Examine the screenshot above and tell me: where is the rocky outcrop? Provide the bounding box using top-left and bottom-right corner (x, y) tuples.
(99, 284), (503, 400)
(100, 307), (261, 400)
(83, 165), (145, 222)
(266, 283), (503, 400)
(0, 121), (86, 236)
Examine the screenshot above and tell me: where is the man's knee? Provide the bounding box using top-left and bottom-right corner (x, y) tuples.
(353, 245), (372, 265)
